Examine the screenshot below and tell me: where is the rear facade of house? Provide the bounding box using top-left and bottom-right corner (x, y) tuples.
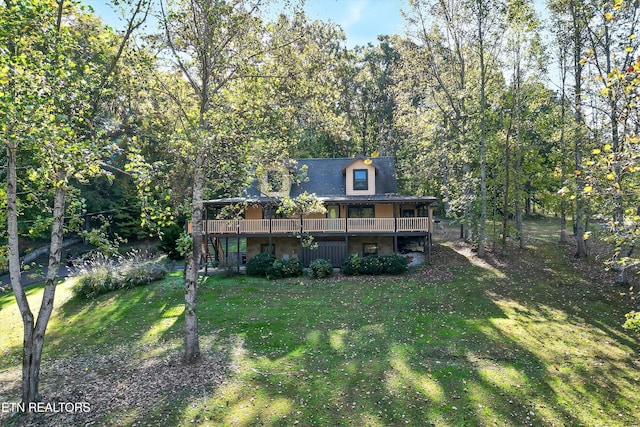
(196, 156), (437, 267)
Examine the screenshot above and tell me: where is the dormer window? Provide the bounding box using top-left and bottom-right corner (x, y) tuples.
(260, 162), (292, 197)
(353, 169), (368, 191)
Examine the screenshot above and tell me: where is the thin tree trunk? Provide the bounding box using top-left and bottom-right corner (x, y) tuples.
(477, 0), (488, 258)
(515, 119), (525, 250)
(571, 0), (588, 258)
(440, 135), (451, 215)
(9, 137), (67, 403)
(560, 194), (568, 243)
(184, 156), (204, 363)
(559, 40), (569, 244)
(502, 116), (512, 252)
(25, 177), (67, 403)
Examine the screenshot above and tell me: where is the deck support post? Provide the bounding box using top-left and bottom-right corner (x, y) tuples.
(204, 208), (209, 275)
(393, 202), (398, 252)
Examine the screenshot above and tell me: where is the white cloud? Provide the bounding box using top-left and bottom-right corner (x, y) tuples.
(339, 0), (368, 29)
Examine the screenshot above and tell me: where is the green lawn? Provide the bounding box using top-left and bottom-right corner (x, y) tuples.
(1, 220), (638, 426)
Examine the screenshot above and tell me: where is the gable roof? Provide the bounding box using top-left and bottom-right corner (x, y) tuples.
(245, 156), (398, 198)
(204, 156), (436, 207)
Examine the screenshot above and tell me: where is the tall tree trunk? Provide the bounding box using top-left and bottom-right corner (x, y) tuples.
(440, 128), (451, 214)
(184, 156), (204, 363)
(514, 113), (525, 250)
(463, 161), (472, 242)
(560, 191), (568, 243)
(502, 115), (512, 253)
(571, 0), (588, 258)
(559, 38), (569, 244)
(477, 0), (488, 258)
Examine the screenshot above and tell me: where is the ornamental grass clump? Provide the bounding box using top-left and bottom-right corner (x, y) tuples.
(73, 250), (168, 299)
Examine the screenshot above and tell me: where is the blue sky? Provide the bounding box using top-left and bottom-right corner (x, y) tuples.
(304, 0), (407, 47)
(85, 0), (407, 48)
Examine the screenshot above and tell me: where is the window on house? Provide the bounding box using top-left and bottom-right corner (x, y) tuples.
(261, 243), (275, 254)
(267, 170), (284, 193)
(363, 243), (378, 256)
(262, 206), (285, 219)
(348, 205), (374, 218)
(353, 169), (368, 190)
(326, 205), (340, 218)
(417, 207), (430, 217)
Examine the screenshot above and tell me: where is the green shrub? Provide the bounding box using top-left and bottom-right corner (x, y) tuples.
(246, 252), (276, 277)
(73, 251), (168, 299)
(341, 253), (361, 276)
(309, 259), (333, 279)
(341, 253), (408, 276)
(623, 311), (640, 331)
(266, 258), (303, 280)
(380, 253), (408, 275)
(157, 224), (184, 260)
(359, 255), (384, 275)
(282, 258), (303, 278)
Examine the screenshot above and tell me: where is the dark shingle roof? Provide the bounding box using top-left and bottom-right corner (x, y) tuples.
(245, 156), (398, 198)
(204, 156), (436, 207)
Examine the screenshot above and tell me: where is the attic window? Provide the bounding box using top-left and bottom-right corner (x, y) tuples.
(267, 170), (284, 192)
(353, 169), (368, 191)
(261, 163), (292, 196)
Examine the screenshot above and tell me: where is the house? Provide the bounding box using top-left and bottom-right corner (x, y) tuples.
(194, 156), (437, 267)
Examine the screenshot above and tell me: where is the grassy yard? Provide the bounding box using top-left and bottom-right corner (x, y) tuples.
(0, 219), (639, 426)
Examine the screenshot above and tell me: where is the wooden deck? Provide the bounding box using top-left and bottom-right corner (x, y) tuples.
(189, 217), (431, 235)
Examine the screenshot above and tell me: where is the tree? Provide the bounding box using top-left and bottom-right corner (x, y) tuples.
(1, 0), (148, 405)
(501, 0), (545, 251)
(155, 0), (325, 362)
(402, 0), (476, 239)
(580, 0), (640, 283)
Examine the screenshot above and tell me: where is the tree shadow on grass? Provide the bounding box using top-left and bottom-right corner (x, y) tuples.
(3, 238), (638, 426)
(1, 273), (235, 426)
(180, 241), (639, 426)
(46, 276), (187, 356)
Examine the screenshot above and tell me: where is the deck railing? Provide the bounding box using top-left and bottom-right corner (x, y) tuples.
(194, 217), (431, 235)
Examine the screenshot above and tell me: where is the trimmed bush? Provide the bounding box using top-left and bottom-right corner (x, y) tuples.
(309, 259), (333, 279)
(341, 253), (408, 276)
(266, 258), (303, 280)
(381, 253), (408, 275)
(246, 252), (276, 277)
(73, 251), (168, 299)
(341, 253), (361, 276)
(359, 255), (384, 275)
